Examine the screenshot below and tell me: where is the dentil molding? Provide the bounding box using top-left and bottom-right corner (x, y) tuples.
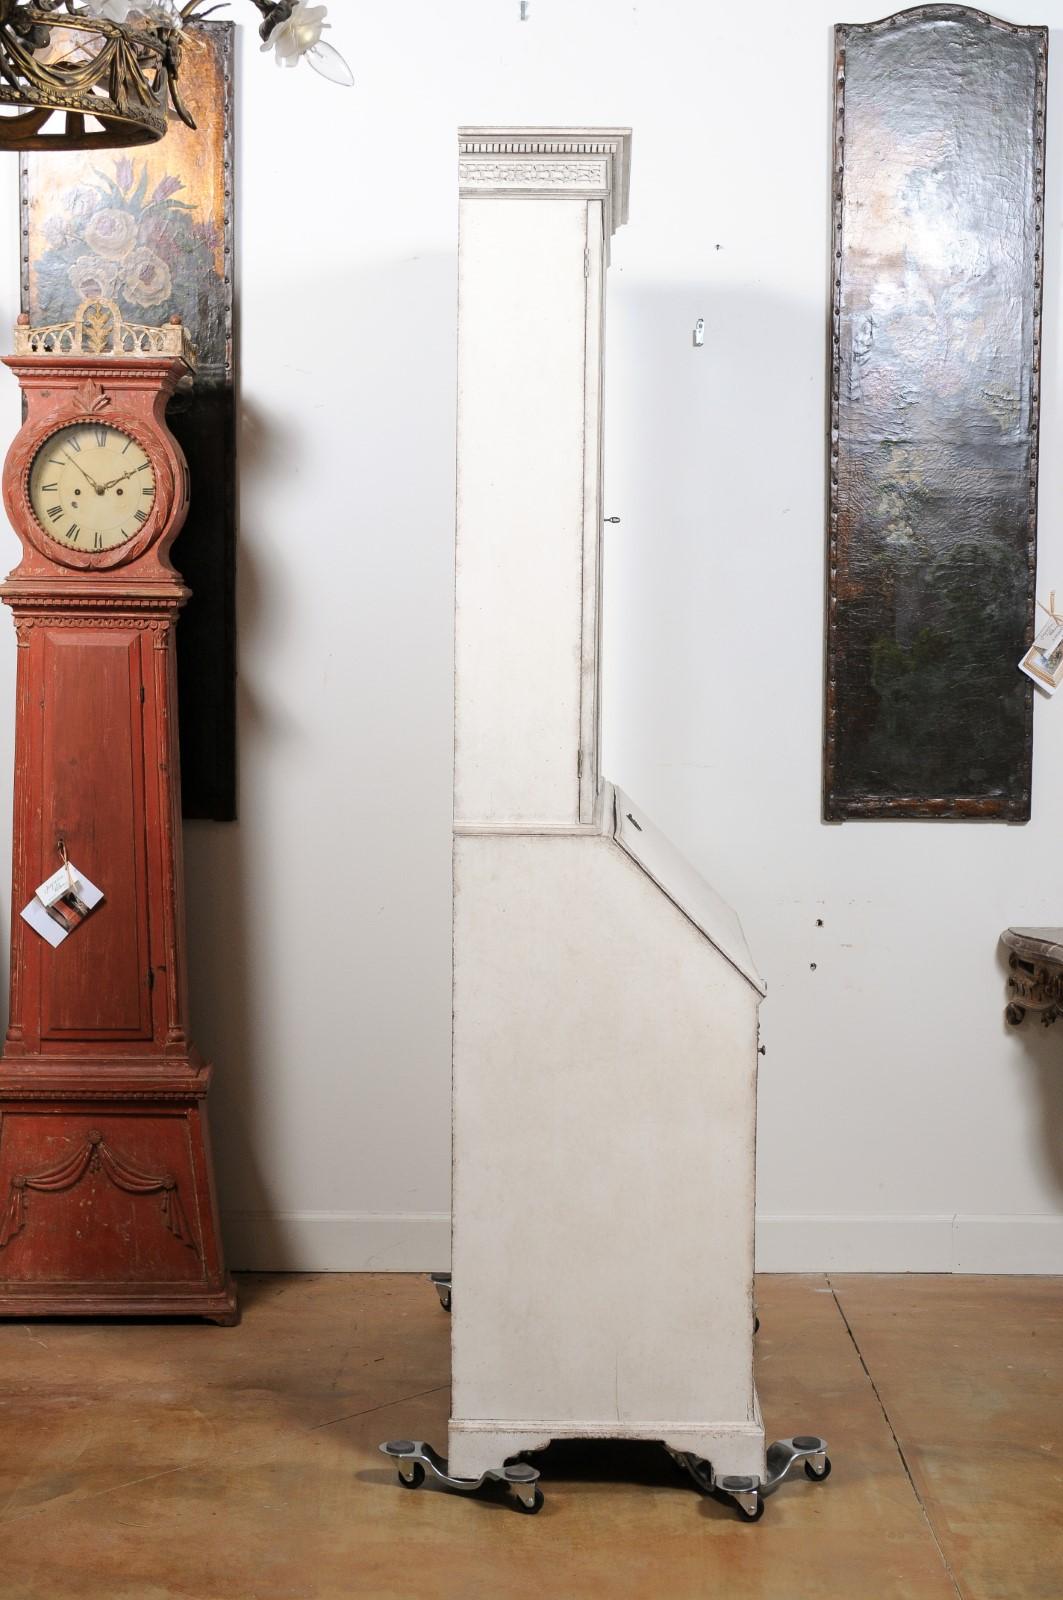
(459, 126), (631, 237)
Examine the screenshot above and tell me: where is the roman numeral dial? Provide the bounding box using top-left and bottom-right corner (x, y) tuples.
(28, 422), (157, 556)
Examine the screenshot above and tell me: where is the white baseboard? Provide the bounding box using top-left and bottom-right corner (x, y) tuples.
(755, 1214), (1063, 1274)
(222, 1211), (451, 1273)
(222, 1211), (1063, 1275)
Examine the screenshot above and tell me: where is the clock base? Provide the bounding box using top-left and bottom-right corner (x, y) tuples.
(0, 1057), (237, 1324)
(0, 1280), (239, 1325)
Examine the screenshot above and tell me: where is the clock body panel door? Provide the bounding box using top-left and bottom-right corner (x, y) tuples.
(37, 626), (154, 1044)
(0, 351), (235, 1323)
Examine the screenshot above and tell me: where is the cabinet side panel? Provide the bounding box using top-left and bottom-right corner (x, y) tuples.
(455, 198), (590, 826)
(451, 831), (758, 1430)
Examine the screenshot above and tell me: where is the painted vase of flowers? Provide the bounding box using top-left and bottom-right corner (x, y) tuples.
(34, 157), (223, 360)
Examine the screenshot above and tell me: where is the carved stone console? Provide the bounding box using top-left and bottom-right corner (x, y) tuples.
(1002, 928), (1063, 1028)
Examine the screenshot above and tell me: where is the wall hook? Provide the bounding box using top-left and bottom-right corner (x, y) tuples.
(693, 318), (705, 348)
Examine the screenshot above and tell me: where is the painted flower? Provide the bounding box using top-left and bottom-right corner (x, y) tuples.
(84, 207), (138, 261)
(150, 174), (184, 205)
(115, 157), (134, 193)
(68, 185), (99, 223)
(68, 255), (119, 301)
(120, 246), (173, 310)
(263, 3), (328, 66)
(193, 219), (220, 255)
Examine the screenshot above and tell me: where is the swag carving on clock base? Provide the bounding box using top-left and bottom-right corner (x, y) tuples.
(0, 1065), (234, 1322)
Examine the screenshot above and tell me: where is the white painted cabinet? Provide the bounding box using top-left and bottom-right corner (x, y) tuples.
(451, 127), (766, 1481)
(385, 127), (826, 1519)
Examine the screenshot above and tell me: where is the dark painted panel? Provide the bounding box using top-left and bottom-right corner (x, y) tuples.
(825, 6), (1045, 820)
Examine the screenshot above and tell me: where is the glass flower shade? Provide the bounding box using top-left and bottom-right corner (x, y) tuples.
(304, 39), (353, 86)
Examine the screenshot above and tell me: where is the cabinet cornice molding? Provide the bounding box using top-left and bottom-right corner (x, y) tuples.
(458, 125), (631, 237)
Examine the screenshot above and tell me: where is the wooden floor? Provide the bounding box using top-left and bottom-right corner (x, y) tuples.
(0, 1275), (1060, 1599)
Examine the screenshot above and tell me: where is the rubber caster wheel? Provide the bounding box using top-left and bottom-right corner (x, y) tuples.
(513, 1488), (544, 1515)
(737, 1498), (765, 1523)
(440, 1292), (452, 1313)
(398, 1463), (425, 1490)
(805, 1456), (832, 1482)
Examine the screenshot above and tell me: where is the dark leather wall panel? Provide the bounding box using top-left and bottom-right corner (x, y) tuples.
(825, 6), (1046, 820)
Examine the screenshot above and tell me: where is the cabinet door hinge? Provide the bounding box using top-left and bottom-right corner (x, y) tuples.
(584, 247), (590, 278)
(139, 685), (146, 705)
(147, 967), (155, 992)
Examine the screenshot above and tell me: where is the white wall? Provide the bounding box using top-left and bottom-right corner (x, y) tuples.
(0, 0), (1060, 1272)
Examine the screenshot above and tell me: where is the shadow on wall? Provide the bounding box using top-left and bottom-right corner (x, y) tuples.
(602, 279), (826, 868)
(180, 252), (458, 1273)
(604, 278), (1063, 1219)
(182, 397), (292, 1271)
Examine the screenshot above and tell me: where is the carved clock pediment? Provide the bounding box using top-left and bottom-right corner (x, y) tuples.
(69, 379), (111, 415)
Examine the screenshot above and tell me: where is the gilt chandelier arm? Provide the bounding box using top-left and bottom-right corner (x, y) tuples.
(0, 0), (352, 152)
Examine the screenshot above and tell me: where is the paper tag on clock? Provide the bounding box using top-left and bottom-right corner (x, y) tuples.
(1019, 613), (1063, 696)
(21, 862), (104, 949)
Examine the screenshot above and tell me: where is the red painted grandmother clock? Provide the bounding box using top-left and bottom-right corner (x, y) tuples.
(0, 302), (236, 1323)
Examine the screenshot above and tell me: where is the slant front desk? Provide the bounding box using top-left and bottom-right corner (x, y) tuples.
(383, 128), (827, 1521)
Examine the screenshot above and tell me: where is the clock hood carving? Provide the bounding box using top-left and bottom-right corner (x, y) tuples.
(69, 379), (111, 415)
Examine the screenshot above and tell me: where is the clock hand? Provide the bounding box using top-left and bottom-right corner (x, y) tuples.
(63, 450), (104, 493)
(99, 465), (145, 492)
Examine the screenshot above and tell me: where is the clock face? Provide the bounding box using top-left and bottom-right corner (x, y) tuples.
(28, 423), (156, 556)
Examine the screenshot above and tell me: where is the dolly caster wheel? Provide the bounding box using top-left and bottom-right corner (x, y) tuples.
(380, 1439), (542, 1510)
(805, 1455), (832, 1482)
(718, 1474), (763, 1521)
(429, 1273), (452, 1312)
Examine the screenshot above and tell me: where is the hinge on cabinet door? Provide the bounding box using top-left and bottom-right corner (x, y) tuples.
(139, 685), (146, 705)
(577, 750), (583, 786)
(584, 247), (589, 278)
(147, 967), (155, 992)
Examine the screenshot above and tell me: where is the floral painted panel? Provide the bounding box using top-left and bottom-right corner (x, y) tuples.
(21, 21), (236, 822)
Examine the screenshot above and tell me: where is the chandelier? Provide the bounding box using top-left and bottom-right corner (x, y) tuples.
(0, 0), (352, 151)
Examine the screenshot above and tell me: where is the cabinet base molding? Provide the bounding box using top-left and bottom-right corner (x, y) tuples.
(448, 1412), (766, 1483)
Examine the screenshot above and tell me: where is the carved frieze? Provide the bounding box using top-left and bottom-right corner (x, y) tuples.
(458, 128), (630, 240)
